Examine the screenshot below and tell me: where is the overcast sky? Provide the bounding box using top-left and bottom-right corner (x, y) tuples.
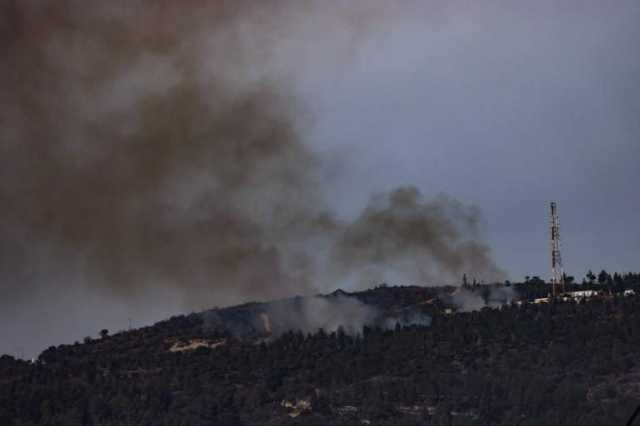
(301, 0), (640, 281)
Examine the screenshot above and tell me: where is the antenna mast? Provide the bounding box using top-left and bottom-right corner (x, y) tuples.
(550, 202), (565, 297)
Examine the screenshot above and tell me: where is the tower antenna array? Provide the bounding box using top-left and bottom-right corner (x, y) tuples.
(550, 202), (565, 296)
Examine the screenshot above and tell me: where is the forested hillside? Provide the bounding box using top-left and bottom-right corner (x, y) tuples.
(2, 277), (640, 425)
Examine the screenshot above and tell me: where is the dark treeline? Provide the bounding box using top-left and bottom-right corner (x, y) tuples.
(2, 274), (640, 425)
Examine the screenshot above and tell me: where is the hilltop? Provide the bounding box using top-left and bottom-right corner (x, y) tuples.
(2, 278), (640, 425)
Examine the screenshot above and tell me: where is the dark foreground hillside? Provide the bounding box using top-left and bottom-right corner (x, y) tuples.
(2, 284), (640, 425)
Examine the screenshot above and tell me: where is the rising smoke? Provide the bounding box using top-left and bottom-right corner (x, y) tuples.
(330, 187), (505, 288)
(262, 295), (380, 337)
(204, 293), (432, 339)
(0, 1), (503, 356)
(449, 285), (516, 312)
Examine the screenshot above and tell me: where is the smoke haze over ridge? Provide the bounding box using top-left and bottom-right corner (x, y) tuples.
(0, 0), (506, 357)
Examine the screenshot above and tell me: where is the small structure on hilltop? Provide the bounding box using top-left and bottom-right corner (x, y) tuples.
(564, 290), (601, 301)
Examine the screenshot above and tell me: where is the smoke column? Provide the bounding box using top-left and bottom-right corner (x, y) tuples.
(0, 0), (503, 357)
(329, 187), (505, 288)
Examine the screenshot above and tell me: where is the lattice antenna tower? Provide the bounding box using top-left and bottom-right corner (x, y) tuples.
(550, 202), (565, 296)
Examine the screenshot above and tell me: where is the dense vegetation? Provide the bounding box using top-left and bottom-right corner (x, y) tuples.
(2, 273), (640, 425)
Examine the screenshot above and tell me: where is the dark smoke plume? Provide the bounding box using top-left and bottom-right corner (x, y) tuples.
(0, 1), (503, 357)
(330, 187), (505, 288)
(1, 0), (328, 308)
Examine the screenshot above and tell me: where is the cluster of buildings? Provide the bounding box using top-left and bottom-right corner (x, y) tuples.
(532, 289), (636, 304)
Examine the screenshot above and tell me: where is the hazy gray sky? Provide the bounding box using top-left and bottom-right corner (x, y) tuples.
(301, 0), (640, 281)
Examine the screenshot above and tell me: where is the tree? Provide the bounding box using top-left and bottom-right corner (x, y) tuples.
(598, 270), (610, 286)
(586, 270), (596, 284)
(100, 329), (109, 339)
(529, 276), (545, 286)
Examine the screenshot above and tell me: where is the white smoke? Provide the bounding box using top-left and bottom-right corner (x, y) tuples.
(450, 285), (516, 312)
